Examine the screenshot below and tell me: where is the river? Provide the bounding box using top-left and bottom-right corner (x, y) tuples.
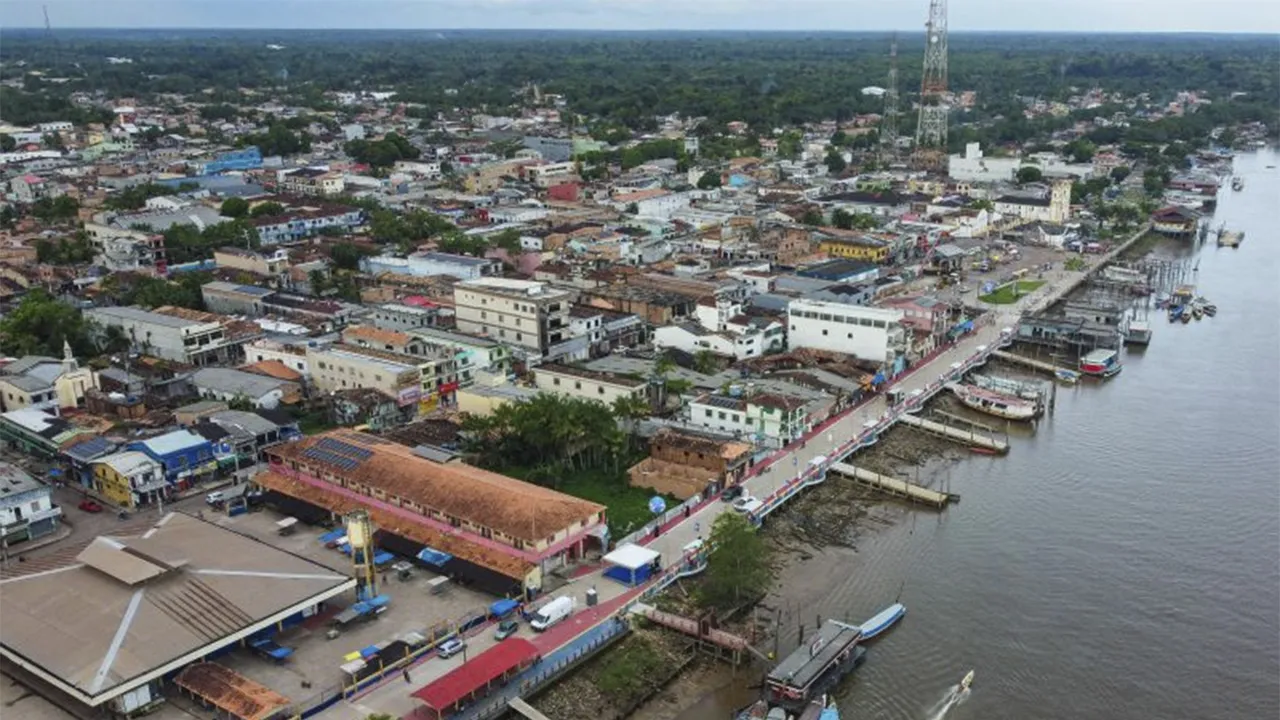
(676, 149), (1280, 720)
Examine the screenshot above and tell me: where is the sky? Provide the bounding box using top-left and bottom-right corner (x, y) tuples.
(4, 0), (1279, 34)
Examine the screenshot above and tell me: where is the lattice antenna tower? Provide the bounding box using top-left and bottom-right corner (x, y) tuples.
(915, 0), (949, 150)
(881, 33), (900, 164)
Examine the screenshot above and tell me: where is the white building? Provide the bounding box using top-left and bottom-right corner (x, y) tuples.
(686, 392), (810, 445)
(361, 251), (500, 281)
(245, 340), (311, 378)
(85, 306), (252, 366)
(453, 278), (574, 359)
(787, 299), (909, 367)
(993, 180), (1072, 225)
(533, 363), (648, 406)
(948, 142), (1094, 183)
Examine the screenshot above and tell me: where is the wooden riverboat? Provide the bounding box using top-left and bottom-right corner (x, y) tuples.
(949, 383), (1041, 421)
(1080, 349), (1122, 378)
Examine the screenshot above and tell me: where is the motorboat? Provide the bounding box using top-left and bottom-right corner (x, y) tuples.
(1168, 304), (1184, 323)
(1232, 176), (1244, 191)
(961, 670), (975, 691)
(949, 383), (1041, 421)
(1191, 304), (1204, 320)
(857, 603), (906, 641)
(1080, 349), (1122, 378)
(1180, 310), (1193, 324)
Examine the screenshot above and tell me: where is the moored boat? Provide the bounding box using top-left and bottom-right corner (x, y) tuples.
(857, 603), (906, 641)
(1080, 349), (1122, 378)
(1232, 176), (1244, 191)
(1124, 320), (1152, 346)
(949, 383), (1040, 421)
(1217, 230), (1244, 247)
(1168, 305), (1184, 323)
(1180, 309), (1192, 324)
(970, 373), (1044, 400)
(1054, 369), (1080, 384)
(764, 621), (867, 713)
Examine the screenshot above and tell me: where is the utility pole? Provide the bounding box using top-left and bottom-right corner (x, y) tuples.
(914, 0), (950, 168)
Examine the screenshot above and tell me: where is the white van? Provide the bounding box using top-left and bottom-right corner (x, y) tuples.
(530, 596), (575, 632)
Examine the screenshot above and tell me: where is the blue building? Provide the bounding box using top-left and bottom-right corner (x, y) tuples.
(126, 429), (217, 491)
(198, 146), (264, 175)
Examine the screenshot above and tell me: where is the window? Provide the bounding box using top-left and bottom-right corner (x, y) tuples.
(822, 329), (828, 336)
(553, 377), (561, 386)
(718, 411), (726, 420)
(597, 387), (605, 395)
(705, 409), (713, 417)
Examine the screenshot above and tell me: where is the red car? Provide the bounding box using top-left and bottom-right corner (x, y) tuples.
(78, 499), (104, 513)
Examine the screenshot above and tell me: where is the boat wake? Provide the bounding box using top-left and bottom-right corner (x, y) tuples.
(923, 684), (970, 720)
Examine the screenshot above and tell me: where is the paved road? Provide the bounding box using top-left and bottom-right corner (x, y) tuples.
(353, 263), (1098, 720)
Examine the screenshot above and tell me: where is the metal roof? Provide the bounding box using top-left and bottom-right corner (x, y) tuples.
(192, 367), (290, 399)
(135, 429), (208, 456)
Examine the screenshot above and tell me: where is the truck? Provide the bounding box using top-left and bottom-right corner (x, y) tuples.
(529, 596), (575, 632)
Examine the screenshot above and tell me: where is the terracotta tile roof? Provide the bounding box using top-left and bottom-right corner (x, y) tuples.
(267, 430), (605, 545)
(255, 471), (534, 580)
(343, 325), (412, 348)
(241, 360), (303, 382)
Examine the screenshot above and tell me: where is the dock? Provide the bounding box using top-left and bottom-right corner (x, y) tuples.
(896, 413), (1009, 453)
(629, 603), (767, 663)
(991, 350), (1077, 381)
(829, 463), (957, 508)
(507, 698), (552, 720)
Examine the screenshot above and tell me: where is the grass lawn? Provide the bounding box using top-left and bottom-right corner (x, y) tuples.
(979, 279), (1046, 304)
(500, 460), (672, 539)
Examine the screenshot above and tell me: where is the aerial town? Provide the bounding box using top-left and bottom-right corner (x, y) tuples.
(0, 11), (1276, 720)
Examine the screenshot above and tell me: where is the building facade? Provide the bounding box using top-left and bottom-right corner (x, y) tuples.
(0, 462), (61, 544)
(787, 299), (909, 368)
(453, 278), (573, 359)
(533, 363), (648, 406)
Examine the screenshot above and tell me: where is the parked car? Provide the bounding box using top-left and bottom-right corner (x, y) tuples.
(721, 484), (745, 502)
(437, 638), (466, 658)
(494, 620), (519, 641)
(205, 491), (224, 505)
(731, 495), (763, 514)
(78, 499), (103, 513)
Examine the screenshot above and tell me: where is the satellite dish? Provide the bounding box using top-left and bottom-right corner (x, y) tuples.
(648, 496), (667, 515)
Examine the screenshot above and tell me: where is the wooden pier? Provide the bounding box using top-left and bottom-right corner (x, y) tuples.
(829, 463), (957, 508)
(629, 603), (767, 663)
(897, 413), (1010, 453)
(992, 350), (1077, 380)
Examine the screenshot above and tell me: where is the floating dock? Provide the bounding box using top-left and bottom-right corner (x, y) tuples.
(896, 413), (1010, 453)
(829, 463), (957, 508)
(991, 350), (1079, 382)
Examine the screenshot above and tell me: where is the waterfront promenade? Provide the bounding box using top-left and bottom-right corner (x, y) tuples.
(341, 259), (1096, 720)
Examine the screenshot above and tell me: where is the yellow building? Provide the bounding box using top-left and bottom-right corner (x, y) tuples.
(819, 236), (891, 263)
(91, 451), (167, 509)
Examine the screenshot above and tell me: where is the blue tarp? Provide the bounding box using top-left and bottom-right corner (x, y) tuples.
(373, 551), (395, 566)
(603, 563), (655, 586)
(359, 645), (380, 659)
(249, 639), (294, 660)
(318, 529), (345, 544)
(416, 546), (453, 566)
(490, 599), (520, 618)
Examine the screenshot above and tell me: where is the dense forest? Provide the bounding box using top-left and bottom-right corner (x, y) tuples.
(1, 30), (1276, 143)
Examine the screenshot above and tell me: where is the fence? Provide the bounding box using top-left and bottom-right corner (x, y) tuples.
(456, 617), (634, 720)
(615, 492), (704, 549)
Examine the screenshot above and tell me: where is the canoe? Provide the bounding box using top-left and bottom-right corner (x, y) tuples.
(858, 603), (906, 641)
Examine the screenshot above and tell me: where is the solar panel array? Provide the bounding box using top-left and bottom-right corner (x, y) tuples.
(345, 433), (390, 447)
(316, 437), (374, 459)
(302, 447), (363, 471)
(704, 395), (744, 410)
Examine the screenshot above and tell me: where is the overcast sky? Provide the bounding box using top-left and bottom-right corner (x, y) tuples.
(6, 0), (1279, 33)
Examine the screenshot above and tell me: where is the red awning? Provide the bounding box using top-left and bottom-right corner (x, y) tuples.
(411, 638), (540, 711)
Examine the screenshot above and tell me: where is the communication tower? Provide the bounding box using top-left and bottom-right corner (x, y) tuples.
(880, 33), (900, 165)
(914, 0), (950, 168)
(345, 510), (379, 601)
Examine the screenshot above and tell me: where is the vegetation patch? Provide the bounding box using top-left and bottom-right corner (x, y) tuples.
(979, 280), (1046, 304)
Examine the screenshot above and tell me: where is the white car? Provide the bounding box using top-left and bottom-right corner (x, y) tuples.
(732, 496), (763, 514)
(436, 638), (466, 659)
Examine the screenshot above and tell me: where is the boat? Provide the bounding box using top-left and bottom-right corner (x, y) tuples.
(797, 695), (839, 720)
(1123, 320), (1152, 346)
(1054, 369), (1080, 384)
(949, 383), (1040, 421)
(857, 603), (906, 641)
(1168, 305), (1184, 323)
(1191, 304), (1204, 320)
(1080, 349), (1122, 378)
(764, 620), (869, 713)
(1218, 230), (1244, 247)
(970, 373), (1044, 401)
(1232, 176), (1244, 191)
(961, 670), (975, 691)
(1180, 309), (1192, 324)
(736, 700), (770, 720)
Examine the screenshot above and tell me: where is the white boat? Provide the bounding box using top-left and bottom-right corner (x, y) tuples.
(970, 373), (1044, 401)
(961, 670), (975, 691)
(949, 383), (1040, 421)
(1232, 176), (1244, 191)
(857, 602), (906, 641)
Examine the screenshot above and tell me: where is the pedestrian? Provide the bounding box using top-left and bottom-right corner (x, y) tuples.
(694, 521), (701, 535)
(402, 668), (411, 683)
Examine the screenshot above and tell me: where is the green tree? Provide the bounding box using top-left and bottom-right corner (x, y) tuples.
(0, 134), (14, 152)
(31, 195), (80, 223)
(250, 201), (286, 218)
(42, 132), (64, 150)
(1015, 165), (1043, 184)
(971, 198), (995, 212)
(220, 197), (249, 218)
(1064, 139), (1096, 163)
(490, 228), (523, 254)
(800, 209), (824, 226)
(699, 512), (774, 610)
(824, 149), (847, 174)
(625, 203), (639, 215)
(696, 171), (722, 190)
(693, 350), (718, 374)
(832, 208), (854, 230)
(309, 269), (331, 296)
(329, 242), (373, 271)
(0, 290), (95, 357)
(1109, 166), (1131, 183)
